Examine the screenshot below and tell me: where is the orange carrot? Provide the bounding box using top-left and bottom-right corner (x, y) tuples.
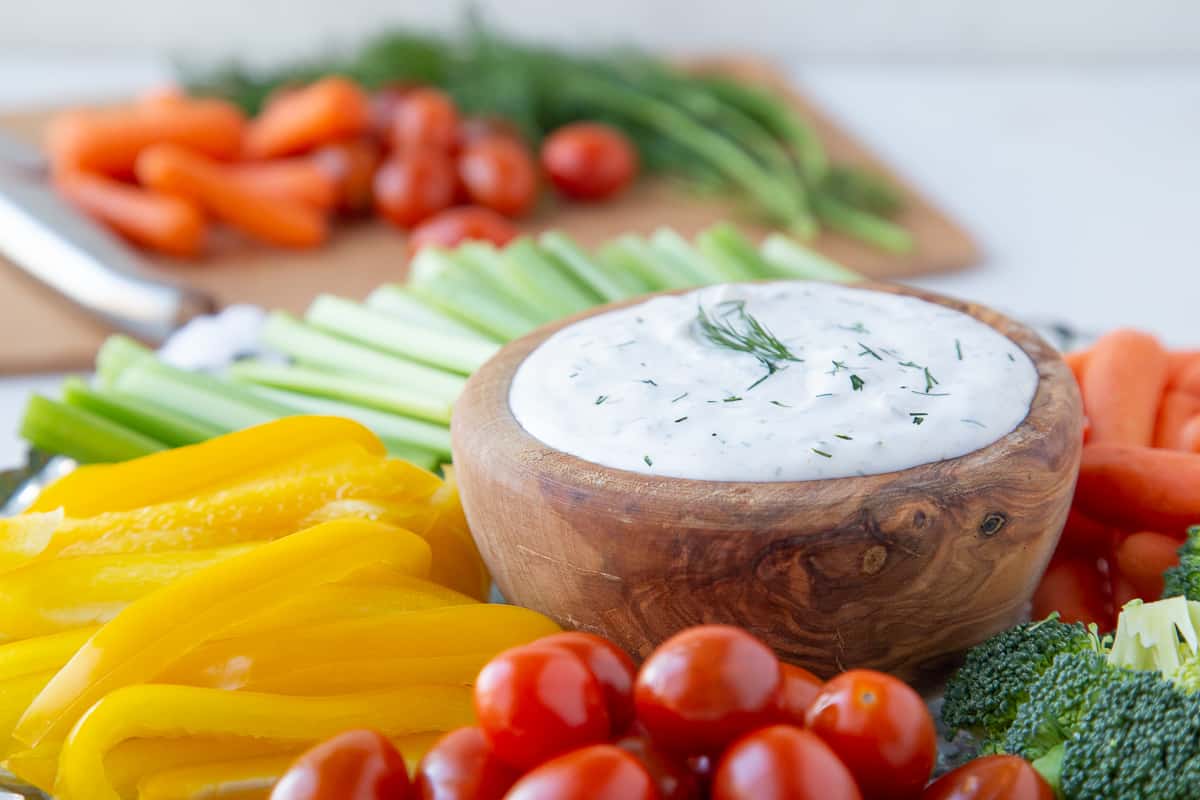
(1076, 443), (1200, 533)
(1080, 329), (1168, 446)
(1063, 348), (1090, 387)
(243, 77), (371, 159)
(1059, 508), (1120, 558)
(226, 159), (338, 211)
(47, 99), (245, 177)
(136, 144), (328, 249)
(1113, 531), (1179, 600)
(54, 170), (206, 258)
(1153, 390), (1200, 450)
(311, 138), (382, 214)
(1110, 568), (1140, 627)
(1175, 360), (1200, 397)
(1167, 351), (1200, 390)
(1032, 558), (1109, 627)
(1179, 415), (1200, 453)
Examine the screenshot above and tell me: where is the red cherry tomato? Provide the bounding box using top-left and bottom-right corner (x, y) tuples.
(373, 150), (456, 229)
(390, 88), (460, 153)
(774, 663), (823, 725)
(473, 643), (610, 771)
(270, 729), (411, 800)
(712, 725), (862, 800)
(412, 726), (518, 800)
(616, 732), (704, 800)
(504, 744), (658, 800)
(311, 138), (382, 215)
(407, 206), (519, 252)
(456, 116), (525, 149)
(805, 670), (936, 800)
(539, 632), (638, 733)
(370, 85), (416, 140)
(634, 624), (782, 756)
(921, 755), (1055, 800)
(541, 122), (638, 201)
(457, 136), (538, 218)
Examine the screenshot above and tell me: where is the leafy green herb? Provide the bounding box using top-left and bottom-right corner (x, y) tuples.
(616, 340), (637, 348)
(639, 378), (658, 386)
(674, 416), (688, 423)
(697, 300), (801, 388)
(839, 322), (869, 334)
(595, 395), (609, 405)
(643, 455), (654, 467)
(1008, 353), (1017, 362)
(955, 339), (963, 360)
(850, 374), (865, 391)
(962, 418), (986, 427)
(723, 395), (743, 403)
(812, 448), (833, 458)
(911, 412), (928, 425)
(770, 400), (792, 407)
(828, 360), (848, 375)
(858, 342), (882, 361)
(671, 392), (688, 403)
(816, 392), (834, 398)
(835, 433), (853, 440)
(923, 367), (939, 393)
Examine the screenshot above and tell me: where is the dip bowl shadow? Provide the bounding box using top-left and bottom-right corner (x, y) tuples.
(451, 281), (1084, 683)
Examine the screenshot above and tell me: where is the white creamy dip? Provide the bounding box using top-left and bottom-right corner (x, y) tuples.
(509, 282), (1039, 482)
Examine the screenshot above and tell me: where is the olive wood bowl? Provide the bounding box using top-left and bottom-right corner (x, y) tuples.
(451, 282), (1083, 683)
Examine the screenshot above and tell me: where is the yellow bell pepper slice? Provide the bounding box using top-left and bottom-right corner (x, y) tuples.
(181, 653), (492, 694)
(28, 416), (385, 517)
(0, 546), (254, 643)
(56, 684), (474, 800)
(1, 670), (53, 757)
(16, 519), (432, 748)
(161, 604), (559, 692)
(0, 627), (97, 683)
(3, 746), (57, 792)
(415, 466), (491, 600)
(108, 737), (300, 799)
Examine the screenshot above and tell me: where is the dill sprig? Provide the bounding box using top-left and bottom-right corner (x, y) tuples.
(850, 374), (865, 391)
(697, 300), (801, 388)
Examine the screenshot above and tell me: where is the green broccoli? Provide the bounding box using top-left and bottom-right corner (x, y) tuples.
(1162, 525), (1200, 601)
(941, 614), (1100, 744)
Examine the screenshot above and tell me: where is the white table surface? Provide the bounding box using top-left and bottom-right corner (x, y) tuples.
(1, 53), (1198, 469)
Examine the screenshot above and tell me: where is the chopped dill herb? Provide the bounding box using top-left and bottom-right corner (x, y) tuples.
(643, 455), (654, 467)
(616, 340), (637, 348)
(697, 300), (802, 388)
(568, 372), (579, 378)
(639, 378), (658, 386)
(955, 339), (963, 360)
(636, 316), (645, 324)
(911, 390), (951, 397)
(828, 360), (848, 375)
(770, 400), (792, 408)
(674, 416), (688, 423)
(923, 367), (939, 392)
(671, 392), (688, 403)
(899, 360), (921, 369)
(1007, 353), (1016, 362)
(746, 373), (771, 391)
(835, 434), (853, 440)
(595, 395), (609, 405)
(839, 322), (869, 334)
(850, 374), (865, 391)
(961, 418), (986, 427)
(812, 448), (833, 458)
(910, 412), (928, 425)
(858, 342), (883, 361)
(816, 392), (835, 398)
(723, 395), (743, 403)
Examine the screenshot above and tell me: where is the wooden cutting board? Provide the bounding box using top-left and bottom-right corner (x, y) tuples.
(0, 57), (978, 374)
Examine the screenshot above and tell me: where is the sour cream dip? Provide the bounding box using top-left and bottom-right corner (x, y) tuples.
(509, 282), (1039, 481)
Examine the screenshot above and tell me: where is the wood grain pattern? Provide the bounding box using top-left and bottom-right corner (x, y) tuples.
(452, 282), (1083, 684)
(0, 57), (978, 373)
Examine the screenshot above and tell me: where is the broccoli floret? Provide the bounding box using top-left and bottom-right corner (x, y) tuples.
(1109, 596), (1200, 674)
(1163, 525), (1200, 601)
(1003, 650), (1132, 761)
(1059, 672), (1200, 800)
(941, 614), (1100, 743)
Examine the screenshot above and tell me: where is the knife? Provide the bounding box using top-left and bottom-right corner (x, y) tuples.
(0, 131), (215, 342)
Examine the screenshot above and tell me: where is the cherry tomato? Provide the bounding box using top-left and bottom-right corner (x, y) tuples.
(456, 116), (525, 149)
(774, 663), (823, 725)
(805, 670), (936, 800)
(505, 744), (658, 800)
(921, 755), (1055, 800)
(474, 643), (610, 771)
(390, 88), (459, 153)
(408, 206), (519, 251)
(270, 729), (411, 800)
(312, 138), (382, 215)
(539, 631), (638, 733)
(634, 624), (782, 756)
(616, 732), (704, 800)
(370, 85), (415, 140)
(373, 150), (456, 229)
(712, 725), (862, 800)
(412, 726), (518, 800)
(457, 136), (538, 218)
(541, 122), (638, 201)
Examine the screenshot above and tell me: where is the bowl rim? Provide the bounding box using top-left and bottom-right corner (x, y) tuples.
(452, 279), (1080, 496)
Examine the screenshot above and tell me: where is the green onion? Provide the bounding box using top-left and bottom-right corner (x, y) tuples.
(813, 194), (914, 254)
(538, 231), (630, 303)
(760, 234), (863, 282)
(364, 284), (498, 342)
(61, 377), (222, 447)
(20, 395), (166, 464)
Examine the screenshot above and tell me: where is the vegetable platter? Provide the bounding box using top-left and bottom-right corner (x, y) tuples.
(0, 55), (976, 374)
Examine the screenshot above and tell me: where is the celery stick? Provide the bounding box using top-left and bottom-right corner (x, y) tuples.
(498, 237), (602, 318)
(261, 312), (466, 402)
(761, 234), (863, 283)
(538, 231), (630, 303)
(306, 295), (499, 376)
(229, 360), (453, 424)
(649, 229), (728, 284)
(61, 377), (221, 447)
(598, 241), (671, 293)
(624, 235), (702, 288)
(20, 395), (166, 463)
(95, 335), (155, 389)
(704, 223), (779, 279)
(407, 249), (539, 341)
(695, 227), (759, 282)
(456, 243), (552, 324)
(239, 383), (452, 459)
(113, 359), (292, 432)
(364, 285), (498, 343)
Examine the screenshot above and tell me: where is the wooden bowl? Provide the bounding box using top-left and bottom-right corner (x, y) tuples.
(451, 282), (1083, 683)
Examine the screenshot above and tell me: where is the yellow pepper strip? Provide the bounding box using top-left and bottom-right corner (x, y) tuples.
(136, 733), (443, 800)
(1, 671), (53, 757)
(16, 519), (432, 748)
(28, 416), (385, 517)
(183, 653), (492, 694)
(3, 746), (57, 792)
(219, 578), (476, 640)
(0, 546), (254, 643)
(415, 466), (491, 600)
(0, 627), (98, 683)
(161, 604), (559, 692)
(56, 684), (474, 800)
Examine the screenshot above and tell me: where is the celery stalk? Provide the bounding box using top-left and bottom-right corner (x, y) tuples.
(261, 312), (466, 402)
(498, 237), (602, 318)
(112, 359), (292, 432)
(407, 249), (539, 341)
(455, 243), (553, 324)
(228, 360), (453, 424)
(538, 231), (630, 303)
(648, 229), (728, 284)
(379, 442), (440, 471)
(599, 239), (679, 292)
(20, 395), (166, 463)
(761, 234), (863, 283)
(61, 377), (222, 447)
(695, 227), (759, 282)
(702, 223), (779, 279)
(364, 285), (498, 342)
(305, 295), (499, 376)
(95, 335), (155, 389)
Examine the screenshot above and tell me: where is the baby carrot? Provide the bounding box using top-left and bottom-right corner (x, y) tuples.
(225, 159), (338, 212)
(243, 77), (371, 159)
(1032, 558), (1109, 627)
(54, 171), (206, 258)
(1113, 531), (1179, 600)
(1180, 416), (1200, 453)
(1167, 351), (1200, 390)
(1110, 568), (1140, 626)
(1075, 443), (1200, 533)
(1080, 329), (1168, 446)
(1058, 508), (1119, 558)
(1174, 360), (1200, 397)
(46, 99), (245, 178)
(1063, 348), (1090, 387)
(136, 144), (328, 249)
(1153, 390), (1200, 450)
